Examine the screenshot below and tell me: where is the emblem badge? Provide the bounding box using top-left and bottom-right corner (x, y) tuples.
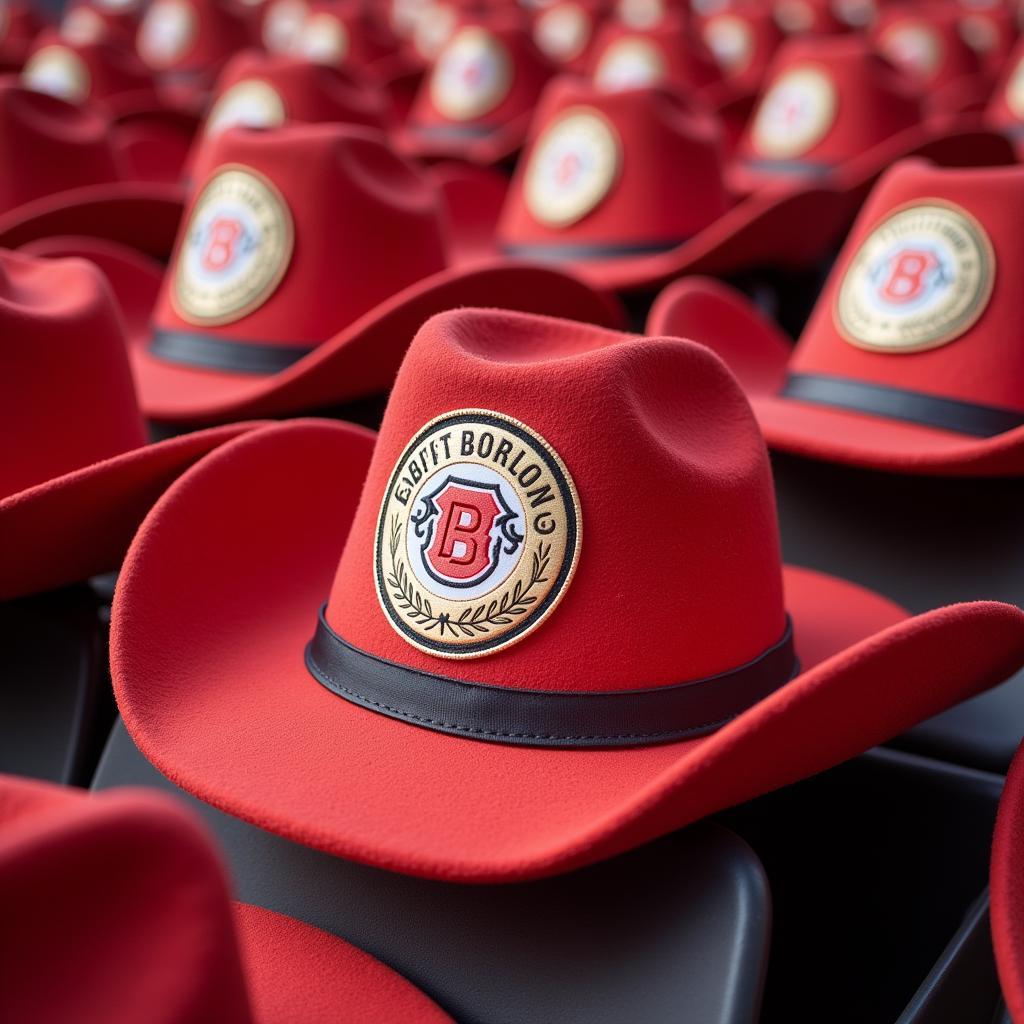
(702, 15), (754, 76)
(617, 0), (664, 29)
(22, 45), (91, 103)
(205, 80), (287, 137)
(172, 167), (294, 327)
(877, 23), (943, 79)
(773, 0), (815, 32)
(835, 202), (995, 353)
(523, 108), (620, 228)
(751, 66), (836, 159)
(959, 14), (997, 54)
(593, 37), (667, 91)
(429, 27), (512, 121)
(534, 3), (590, 63)
(137, 0), (197, 67)
(1005, 56), (1024, 118)
(261, 0), (308, 54)
(294, 12), (349, 65)
(61, 7), (106, 44)
(412, 3), (457, 60)
(375, 410), (582, 658)
(830, 0), (875, 27)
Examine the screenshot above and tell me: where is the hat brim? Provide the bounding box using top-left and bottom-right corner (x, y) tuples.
(647, 276), (1024, 476)
(991, 741), (1024, 1024)
(119, 258), (622, 424)
(0, 419), (268, 600)
(111, 421), (1024, 883)
(0, 180), (186, 262)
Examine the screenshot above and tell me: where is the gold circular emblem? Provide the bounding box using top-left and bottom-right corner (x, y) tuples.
(22, 45), (92, 104)
(412, 2), (457, 60)
(262, 0), (308, 53)
(172, 167), (294, 327)
(205, 79), (287, 137)
(831, 0), (875, 28)
(294, 12), (349, 64)
(773, 0), (815, 32)
(137, 0), (197, 68)
(61, 7), (106, 44)
(878, 22), (943, 79)
(617, 0), (664, 29)
(834, 202), (995, 353)
(959, 13), (997, 53)
(375, 409), (582, 659)
(593, 36), (667, 91)
(1005, 55), (1024, 118)
(702, 15), (754, 76)
(534, 3), (590, 63)
(751, 66), (837, 159)
(524, 108), (620, 228)
(430, 27), (512, 121)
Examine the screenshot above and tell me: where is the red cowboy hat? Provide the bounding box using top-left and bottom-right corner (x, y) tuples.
(395, 19), (554, 165)
(110, 307), (1024, 884)
(0, 81), (190, 253)
(647, 160), (1024, 477)
(531, 0), (607, 73)
(0, 248), (285, 601)
(60, 0), (144, 49)
(0, 0), (41, 70)
(697, 4), (784, 96)
(109, 122), (620, 424)
(729, 34), (1007, 196)
(0, 774), (454, 1024)
(992, 739), (1024, 1023)
(495, 75), (888, 292)
(958, 5), (1018, 72)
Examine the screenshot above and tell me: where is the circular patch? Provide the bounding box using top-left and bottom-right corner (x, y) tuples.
(412, 2), (457, 60)
(593, 37), (667, 91)
(294, 12), (349, 65)
(524, 108), (620, 227)
(430, 27), (512, 122)
(751, 66), (836, 159)
(137, 0), (197, 68)
(834, 202), (994, 353)
(1005, 55), (1024, 118)
(534, 3), (590, 63)
(61, 7), (106, 44)
(702, 15), (754, 76)
(375, 410), (582, 659)
(262, 0), (308, 53)
(831, 0), (875, 27)
(617, 0), (664, 29)
(22, 45), (91, 103)
(96, 0), (140, 11)
(877, 22), (943, 80)
(172, 167), (294, 327)
(773, 0), (815, 32)
(959, 13), (997, 54)
(205, 80), (287, 137)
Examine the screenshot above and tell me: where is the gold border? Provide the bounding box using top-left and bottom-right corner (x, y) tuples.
(170, 163), (295, 328)
(429, 27), (513, 122)
(373, 407), (584, 660)
(24, 45), (92, 103)
(833, 198), (996, 355)
(751, 65), (837, 160)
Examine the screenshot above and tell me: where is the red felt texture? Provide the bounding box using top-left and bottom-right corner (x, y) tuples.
(111, 315), (1024, 882)
(0, 775), (454, 1024)
(993, 742), (1024, 1024)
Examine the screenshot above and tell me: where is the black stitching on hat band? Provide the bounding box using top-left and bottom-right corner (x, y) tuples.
(149, 330), (316, 375)
(782, 373), (1024, 438)
(305, 607), (798, 749)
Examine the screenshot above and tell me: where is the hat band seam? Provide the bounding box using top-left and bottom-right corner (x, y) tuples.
(500, 238), (690, 262)
(739, 157), (834, 178)
(304, 606), (798, 749)
(782, 372), (1024, 438)
(149, 329), (315, 375)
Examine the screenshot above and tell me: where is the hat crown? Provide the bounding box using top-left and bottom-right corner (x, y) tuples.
(0, 83), (120, 213)
(791, 161), (1024, 414)
(0, 250), (145, 499)
(875, 5), (982, 85)
(326, 308), (787, 693)
(498, 77), (729, 250)
(154, 123), (449, 348)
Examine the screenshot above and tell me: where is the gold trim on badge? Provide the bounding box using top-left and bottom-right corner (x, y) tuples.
(172, 166), (294, 327)
(374, 409), (582, 659)
(834, 200), (995, 354)
(22, 45), (92, 103)
(205, 79), (287, 137)
(523, 107), (621, 228)
(429, 27), (513, 122)
(751, 66), (837, 159)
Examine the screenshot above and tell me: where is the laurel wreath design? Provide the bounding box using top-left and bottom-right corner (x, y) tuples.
(386, 514), (550, 639)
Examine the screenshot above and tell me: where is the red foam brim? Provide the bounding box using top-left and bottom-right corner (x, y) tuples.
(111, 421), (1024, 882)
(648, 276), (1024, 476)
(992, 741), (1024, 1024)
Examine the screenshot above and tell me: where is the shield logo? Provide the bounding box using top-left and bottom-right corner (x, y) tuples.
(411, 476), (523, 589)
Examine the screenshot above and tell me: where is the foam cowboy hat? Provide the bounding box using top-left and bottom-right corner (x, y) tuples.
(495, 75), (873, 293)
(0, 81), (186, 261)
(728, 33), (1011, 197)
(992, 739), (1024, 1023)
(647, 159), (1024, 477)
(88, 121), (619, 425)
(110, 307), (1024, 883)
(0, 248), (286, 601)
(0, 774), (455, 1024)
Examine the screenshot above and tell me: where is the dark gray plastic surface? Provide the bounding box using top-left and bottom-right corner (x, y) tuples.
(773, 452), (1024, 772)
(93, 719), (772, 1024)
